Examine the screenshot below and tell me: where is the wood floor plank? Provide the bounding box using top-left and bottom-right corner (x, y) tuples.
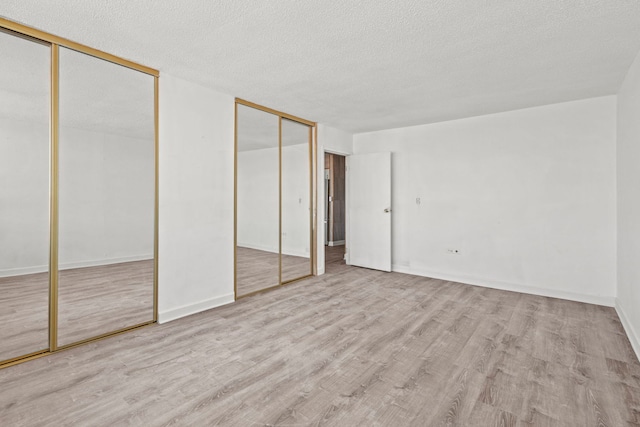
(1, 246), (639, 426)
(0, 271), (50, 361)
(467, 401), (518, 427)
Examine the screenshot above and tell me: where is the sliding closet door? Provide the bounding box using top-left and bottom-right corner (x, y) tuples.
(57, 48), (155, 347)
(236, 104), (280, 297)
(234, 100), (316, 298)
(0, 30), (51, 362)
(280, 119), (312, 282)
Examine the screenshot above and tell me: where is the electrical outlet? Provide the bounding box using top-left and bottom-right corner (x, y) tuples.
(416, 197), (421, 205)
(446, 248), (460, 254)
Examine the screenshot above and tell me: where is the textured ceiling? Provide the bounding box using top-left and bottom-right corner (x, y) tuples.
(2, 1), (640, 133)
(0, 29), (49, 126)
(58, 46), (154, 140)
(238, 104), (312, 152)
(237, 104), (279, 152)
(1, 29), (154, 140)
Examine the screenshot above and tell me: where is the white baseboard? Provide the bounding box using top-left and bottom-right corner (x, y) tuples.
(391, 264), (615, 307)
(0, 254), (154, 278)
(237, 242), (278, 254)
(282, 248), (310, 258)
(0, 264), (48, 278)
(60, 254), (153, 271)
(158, 293), (235, 324)
(328, 240), (345, 247)
(615, 298), (640, 363)
(238, 243), (309, 258)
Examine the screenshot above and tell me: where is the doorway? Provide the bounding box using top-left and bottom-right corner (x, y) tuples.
(324, 153), (346, 270)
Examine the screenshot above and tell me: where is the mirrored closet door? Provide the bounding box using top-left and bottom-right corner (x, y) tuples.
(281, 119), (312, 283)
(57, 47), (156, 347)
(235, 101), (315, 299)
(0, 17), (158, 367)
(0, 29), (51, 363)
(236, 104), (280, 297)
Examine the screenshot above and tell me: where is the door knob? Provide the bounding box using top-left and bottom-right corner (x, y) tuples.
(384, 208), (391, 213)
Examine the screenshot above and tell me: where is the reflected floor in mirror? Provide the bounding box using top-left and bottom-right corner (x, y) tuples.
(0, 272), (49, 361)
(236, 247), (310, 297)
(0, 260), (154, 361)
(2, 247), (639, 425)
(57, 260), (154, 346)
(281, 252), (311, 284)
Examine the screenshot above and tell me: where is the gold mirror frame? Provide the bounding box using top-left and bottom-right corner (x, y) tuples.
(0, 18), (159, 369)
(234, 99), (317, 300)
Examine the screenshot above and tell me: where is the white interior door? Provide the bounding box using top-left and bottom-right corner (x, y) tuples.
(347, 152), (391, 271)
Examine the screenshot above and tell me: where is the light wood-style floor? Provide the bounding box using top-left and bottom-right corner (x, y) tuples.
(1, 247), (639, 426)
(236, 246), (311, 297)
(57, 260), (154, 346)
(0, 271), (48, 361)
(0, 260), (154, 362)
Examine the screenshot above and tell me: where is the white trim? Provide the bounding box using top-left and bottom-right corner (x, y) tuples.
(392, 264), (615, 307)
(328, 240), (345, 247)
(238, 242), (309, 258)
(0, 264), (48, 277)
(237, 242), (278, 254)
(324, 148), (351, 157)
(344, 156), (350, 265)
(0, 254), (154, 277)
(59, 254), (153, 271)
(615, 298), (640, 363)
(158, 293), (235, 324)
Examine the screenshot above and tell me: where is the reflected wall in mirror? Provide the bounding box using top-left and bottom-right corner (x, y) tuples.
(0, 30), (51, 362)
(281, 119), (312, 282)
(236, 104), (279, 297)
(57, 47), (155, 347)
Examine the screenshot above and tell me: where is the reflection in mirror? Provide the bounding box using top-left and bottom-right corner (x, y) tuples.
(281, 119), (312, 282)
(57, 47), (155, 346)
(236, 104), (280, 296)
(0, 30), (51, 361)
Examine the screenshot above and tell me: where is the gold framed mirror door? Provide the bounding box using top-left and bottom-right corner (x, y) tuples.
(0, 29), (51, 363)
(0, 18), (159, 368)
(234, 100), (316, 299)
(280, 118), (313, 283)
(56, 47), (156, 348)
(235, 104), (280, 296)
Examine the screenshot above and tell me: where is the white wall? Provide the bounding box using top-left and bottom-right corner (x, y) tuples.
(354, 96), (617, 305)
(0, 118), (49, 276)
(617, 48), (640, 359)
(58, 126), (155, 269)
(0, 118), (155, 276)
(282, 143), (311, 257)
(316, 124), (353, 274)
(237, 147), (279, 253)
(158, 74), (235, 323)
(237, 144), (311, 258)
